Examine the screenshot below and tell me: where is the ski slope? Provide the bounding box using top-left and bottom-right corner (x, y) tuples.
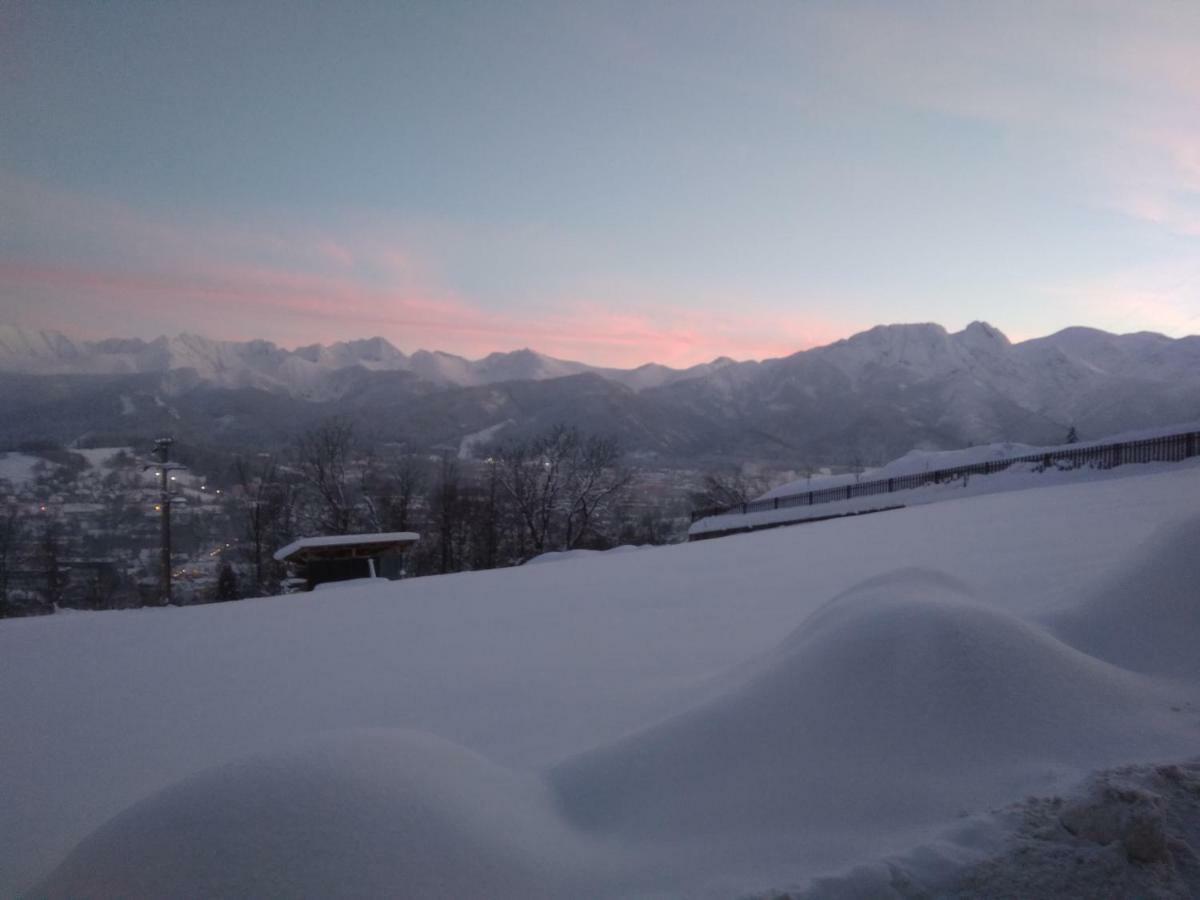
(3, 462), (1200, 897)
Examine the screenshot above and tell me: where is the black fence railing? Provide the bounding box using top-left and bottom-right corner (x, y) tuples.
(690, 429), (1200, 525)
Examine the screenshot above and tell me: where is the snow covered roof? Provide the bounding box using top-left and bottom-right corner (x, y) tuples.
(273, 532), (420, 562)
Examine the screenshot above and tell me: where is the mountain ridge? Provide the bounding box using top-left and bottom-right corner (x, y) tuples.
(3, 320), (1192, 393)
(1, 322), (1197, 463)
(0, 324), (743, 397)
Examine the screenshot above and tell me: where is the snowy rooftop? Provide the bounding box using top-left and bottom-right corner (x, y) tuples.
(273, 532), (420, 561)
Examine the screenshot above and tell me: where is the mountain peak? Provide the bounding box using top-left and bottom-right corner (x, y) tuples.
(958, 321), (1011, 349)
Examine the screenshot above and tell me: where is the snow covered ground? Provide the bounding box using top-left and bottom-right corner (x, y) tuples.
(692, 422), (1200, 537)
(0, 451), (44, 486)
(4, 463), (1200, 897)
(759, 420), (1200, 500)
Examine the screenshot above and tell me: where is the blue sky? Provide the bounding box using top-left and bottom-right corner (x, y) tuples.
(2, 1), (1197, 365)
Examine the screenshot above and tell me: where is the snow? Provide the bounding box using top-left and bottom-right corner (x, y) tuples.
(560, 568), (1190, 834)
(72, 447), (126, 468)
(0, 447), (129, 489)
(4, 465), (1200, 896)
(457, 420), (512, 459)
(695, 458), (1200, 537)
(0, 451), (42, 485)
(525, 544), (650, 565)
(312, 576), (385, 591)
(273, 531), (420, 561)
(759, 420), (1200, 501)
(693, 422), (1200, 536)
(763, 760), (1200, 898)
(550, 567), (1196, 894)
(1047, 515), (1200, 680)
(34, 731), (603, 900)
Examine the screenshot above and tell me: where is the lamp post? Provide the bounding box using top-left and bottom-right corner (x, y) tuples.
(144, 438), (187, 605)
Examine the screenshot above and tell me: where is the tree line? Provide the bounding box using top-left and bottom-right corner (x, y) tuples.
(0, 420), (676, 616)
(229, 420), (642, 597)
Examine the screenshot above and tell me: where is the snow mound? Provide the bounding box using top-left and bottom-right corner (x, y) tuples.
(525, 545), (649, 565)
(34, 730), (600, 900)
(553, 570), (1193, 840)
(1049, 512), (1200, 681)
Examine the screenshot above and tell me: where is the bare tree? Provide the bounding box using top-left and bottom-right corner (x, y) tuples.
(495, 425), (574, 556)
(469, 460), (503, 569)
(361, 450), (426, 533)
(0, 502), (22, 617)
(34, 516), (67, 612)
(295, 418), (357, 535)
(233, 454), (294, 596)
(496, 425), (632, 557)
(562, 433), (632, 550)
(691, 470), (770, 510)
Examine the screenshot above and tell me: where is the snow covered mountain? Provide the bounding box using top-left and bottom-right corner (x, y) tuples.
(0, 325), (729, 397)
(1, 322), (1197, 460)
(647, 321), (1200, 455)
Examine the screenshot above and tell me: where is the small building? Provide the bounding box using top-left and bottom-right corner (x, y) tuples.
(273, 532), (420, 591)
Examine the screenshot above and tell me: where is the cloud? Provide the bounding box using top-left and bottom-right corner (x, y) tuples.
(808, 1), (1200, 239)
(0, 174), (854, 366)
(1040, 258), (1200, 337)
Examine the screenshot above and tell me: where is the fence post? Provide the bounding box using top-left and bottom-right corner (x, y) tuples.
(773, 498), (779, 509)
(1188, 433), (1196, 458)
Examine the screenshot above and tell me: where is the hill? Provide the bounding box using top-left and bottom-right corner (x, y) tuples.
(4, 458), (1200, 896)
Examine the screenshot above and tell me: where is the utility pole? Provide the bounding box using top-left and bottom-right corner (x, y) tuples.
(144, 437), (185, 605)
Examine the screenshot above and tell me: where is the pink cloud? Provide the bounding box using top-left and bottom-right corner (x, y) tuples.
(1, 174), (862, 366)
(523, 302), (847, 367)
(1, 258), (851, 367)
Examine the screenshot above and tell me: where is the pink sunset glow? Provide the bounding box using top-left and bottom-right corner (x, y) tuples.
(3, 3), (1197, 365)
(1, 174), (856, 366)
(1, 259), (846, 367)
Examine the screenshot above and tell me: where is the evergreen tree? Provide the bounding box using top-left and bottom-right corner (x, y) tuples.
(215, 563), (239, 602)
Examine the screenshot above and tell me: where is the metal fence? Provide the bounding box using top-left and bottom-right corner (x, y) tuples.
(690, 429), (1200, 525)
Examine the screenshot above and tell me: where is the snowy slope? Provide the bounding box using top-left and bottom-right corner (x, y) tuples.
(4, 464), (1200, 897)
(757, 420), (1200, 500)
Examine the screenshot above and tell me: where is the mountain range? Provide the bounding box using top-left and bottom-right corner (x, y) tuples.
(0, 327), (735, 398)
(1, 322), (1197, 464)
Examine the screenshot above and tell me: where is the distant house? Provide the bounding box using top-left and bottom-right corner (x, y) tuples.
(273, 532), (420, 591)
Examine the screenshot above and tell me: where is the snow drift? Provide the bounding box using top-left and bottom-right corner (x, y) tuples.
(34, 730), (603, 900)
(1049, 512), (1200, 680)
(7, 464), (1200, 897)
(37, 568), (1199, 900)
(550, 570), (1197, 892)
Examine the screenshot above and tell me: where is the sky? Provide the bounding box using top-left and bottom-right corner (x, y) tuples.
(1, 1), (1198, 368)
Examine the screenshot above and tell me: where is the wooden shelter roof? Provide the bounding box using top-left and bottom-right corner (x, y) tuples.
(273, 532), (420, 563)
